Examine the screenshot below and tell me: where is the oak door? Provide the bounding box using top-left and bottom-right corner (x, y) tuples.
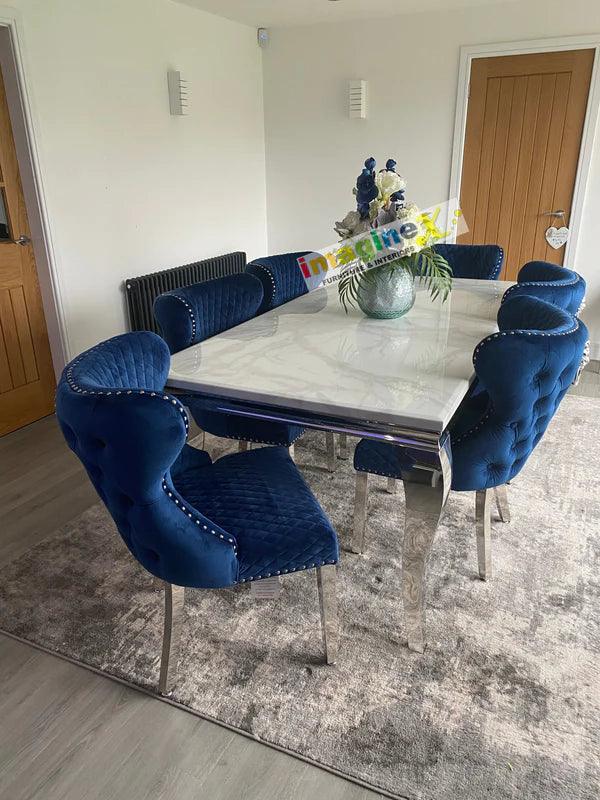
(458, 49), (595, 280)
(0, 64), (55, 436)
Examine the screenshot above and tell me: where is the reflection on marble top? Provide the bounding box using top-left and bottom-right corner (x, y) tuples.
(167, 278), (510, 434)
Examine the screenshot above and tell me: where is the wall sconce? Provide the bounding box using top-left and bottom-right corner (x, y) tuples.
(349, 80), (367, 119)
(167, 71), (188, 116)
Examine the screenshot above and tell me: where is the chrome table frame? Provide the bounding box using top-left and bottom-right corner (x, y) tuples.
(169, 390), (453, 653)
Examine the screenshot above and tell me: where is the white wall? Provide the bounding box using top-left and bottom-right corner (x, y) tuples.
(9, 0), (267, 360)
(262, 0), (600, 355)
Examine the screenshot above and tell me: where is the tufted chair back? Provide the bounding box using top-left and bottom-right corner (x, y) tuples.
(153, 273), (263, 354)
(56, 332), (238, 588)
(450, 295), (588, 492)
(433, 243), (504, 280)
(501, 261), (586, 315)
(246, 252), (311, 313)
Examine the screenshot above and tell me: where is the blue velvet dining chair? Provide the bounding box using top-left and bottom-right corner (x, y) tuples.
(246, 251), (345, 471)
(501, 261), (586, 316)
(246, 251), (311, 314)
(154, 273), (305, 454)
(433, 243), (504, 280)
(56, 332), (340, 694)
(351, 295), (589, 582)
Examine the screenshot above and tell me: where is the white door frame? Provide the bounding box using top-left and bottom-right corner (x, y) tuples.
(0, 7), (69, 374)
(449, 35), (600, 267)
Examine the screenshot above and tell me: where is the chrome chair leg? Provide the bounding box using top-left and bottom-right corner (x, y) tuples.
(338, 433), (349, 460)
(475, 489), (492, 581)
(316, 565), (338, 665)
(325, 431), (336, 473)
(158, 583), (185, 695)
(387, 478), (397, 494)
(288, 443), (295, 461)
(238, 440), (249, 452)
(494, 484), (511, 523)
(351, 472), (369, 554)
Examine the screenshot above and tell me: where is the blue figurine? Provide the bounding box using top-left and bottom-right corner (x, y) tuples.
(383, 158), (405, 204)
(355, 157), (378, 219)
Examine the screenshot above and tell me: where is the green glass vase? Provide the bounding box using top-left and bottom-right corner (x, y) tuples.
(356, 266), (416, 319)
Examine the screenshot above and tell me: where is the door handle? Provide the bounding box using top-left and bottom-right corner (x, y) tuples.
(542, 210), (565, 218)
(12, 235), (31, 245)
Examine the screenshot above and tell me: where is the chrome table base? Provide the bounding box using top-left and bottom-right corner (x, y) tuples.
(351, 438), (452, 653)
(401, 439), (452, 652)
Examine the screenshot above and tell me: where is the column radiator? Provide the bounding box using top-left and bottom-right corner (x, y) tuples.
(124, 251), (246, 334)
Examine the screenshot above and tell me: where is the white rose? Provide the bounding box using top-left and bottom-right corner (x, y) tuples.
(375, 170), (406, 201)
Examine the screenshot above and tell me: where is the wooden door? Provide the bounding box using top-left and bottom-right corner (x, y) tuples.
(459, 49), (595, 280)
(0, 65), (55, 436)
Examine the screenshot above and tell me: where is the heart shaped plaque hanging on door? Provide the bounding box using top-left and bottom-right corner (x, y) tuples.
(545, 226), (570, 249)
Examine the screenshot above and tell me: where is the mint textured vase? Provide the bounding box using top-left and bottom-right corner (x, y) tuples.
(356, 266), (416, 319)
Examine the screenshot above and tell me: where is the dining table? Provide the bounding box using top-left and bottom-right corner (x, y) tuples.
(166, 276), (511, 653)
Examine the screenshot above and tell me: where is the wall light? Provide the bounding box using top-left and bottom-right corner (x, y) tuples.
(167, 71), (188, 116)
(349, 80), (367, 119)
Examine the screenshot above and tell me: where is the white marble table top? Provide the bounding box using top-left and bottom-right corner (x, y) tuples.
(167, 278), (510, 435)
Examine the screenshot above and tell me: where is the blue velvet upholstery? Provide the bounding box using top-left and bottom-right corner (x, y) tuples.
(354, 296), (588, 492)
(56, 332), (338, 588)
(154, 273), (264, 352)
(154, 274), (304, 447)
(246, 252), (310, 313)
(433, 243), (504, 280)
(501, 261), (586, 315)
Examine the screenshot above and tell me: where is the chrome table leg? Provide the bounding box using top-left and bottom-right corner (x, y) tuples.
(493, 484), (511, 523)
(387, 478), (397, 494)
(325, 431), (336, 473)
(351, 472), (369, 554)
(401, 437), (452, 653)
(158, 583), (185, 695)
(317, 565), (338, 664)
(475, 489), (492, 581)
(238, 440), (249, 452)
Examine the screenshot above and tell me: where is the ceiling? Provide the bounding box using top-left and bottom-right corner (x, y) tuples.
(176, 0), (511, 28)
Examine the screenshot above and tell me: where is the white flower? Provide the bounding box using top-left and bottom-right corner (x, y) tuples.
(375, 170), (406, 202)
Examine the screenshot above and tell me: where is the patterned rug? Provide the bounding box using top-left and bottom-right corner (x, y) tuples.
(0, 395), (598, 800)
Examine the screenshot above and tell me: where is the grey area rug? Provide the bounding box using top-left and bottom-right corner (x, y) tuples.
(1, 395), (599, 800)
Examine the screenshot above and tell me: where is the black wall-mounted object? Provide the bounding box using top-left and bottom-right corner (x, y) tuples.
(124, 251), (247, 334)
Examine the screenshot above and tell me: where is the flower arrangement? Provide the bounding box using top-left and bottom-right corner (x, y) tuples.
(336, 157), (453, 314)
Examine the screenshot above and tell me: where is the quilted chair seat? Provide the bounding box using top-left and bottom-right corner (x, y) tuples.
(173, 445), (338, 582)
(56, 332), (340, 692)
(154, 274), (304, 448)
(501, 261), (586, 316)
(433, 243), (504, 280)
(246, 251), (311, 314)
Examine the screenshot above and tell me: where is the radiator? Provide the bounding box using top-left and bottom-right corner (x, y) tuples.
(124, 251), (247, 334)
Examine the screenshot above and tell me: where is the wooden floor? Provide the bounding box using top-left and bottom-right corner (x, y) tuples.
(1, 366), (598, 800)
